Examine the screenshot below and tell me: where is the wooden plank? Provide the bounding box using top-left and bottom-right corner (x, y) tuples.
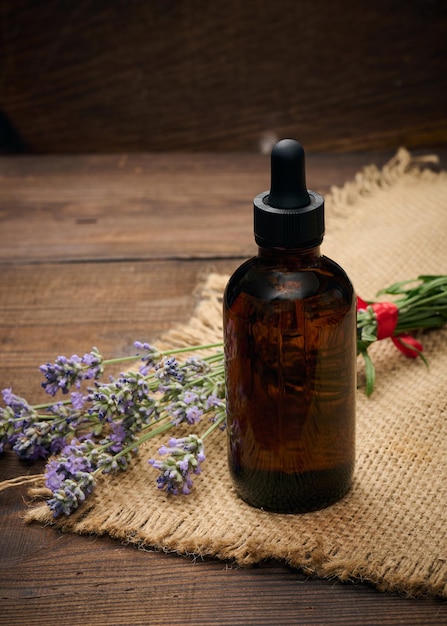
(0, 258), (238, 401)
(1, 454), (447, 624)
(1, 258), (447, 624)
(1, 1), (446, 153)
(1, 151), (447, 625)
(0, 151), (395, 263)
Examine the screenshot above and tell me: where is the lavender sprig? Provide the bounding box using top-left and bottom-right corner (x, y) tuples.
(39, 347), (104, 395)
(45, 440), (96, 516)
(0, 388), (82, 459)
(149, 434), (206, 495)
(148, 400), (226, 495)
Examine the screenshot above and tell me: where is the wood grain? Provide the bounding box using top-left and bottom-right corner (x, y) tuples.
(0, 151), (395, 263)
(1, 1), (446, 153)
(1, 152), (447, 625)
(2, 458), (445, 626)
(0, 258), (239, 402)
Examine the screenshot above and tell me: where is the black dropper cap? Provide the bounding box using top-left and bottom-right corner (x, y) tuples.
(254, 139), (325, 248)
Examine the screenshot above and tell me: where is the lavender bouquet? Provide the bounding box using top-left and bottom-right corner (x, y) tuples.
(0, 343), (226, 516)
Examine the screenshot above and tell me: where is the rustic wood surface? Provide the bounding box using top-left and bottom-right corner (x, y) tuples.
(1, 0), (446, 154)
(1, 151), (447, 625)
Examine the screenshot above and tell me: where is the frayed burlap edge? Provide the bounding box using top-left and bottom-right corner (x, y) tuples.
(22, 149), (447, 599)
(327, 147), (440, 214)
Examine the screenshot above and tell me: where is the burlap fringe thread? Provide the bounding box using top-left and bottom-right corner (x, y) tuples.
(23, 149), (447, 599)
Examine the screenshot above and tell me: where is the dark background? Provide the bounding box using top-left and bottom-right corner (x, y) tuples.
(1, 0), (446, 154)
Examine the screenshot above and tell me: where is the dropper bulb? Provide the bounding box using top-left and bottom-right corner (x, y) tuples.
(267, 139), (311, 209)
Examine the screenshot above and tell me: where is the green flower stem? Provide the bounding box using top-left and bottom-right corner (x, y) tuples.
(199, 411), (226, 440)
(103, 342), (224, 367)
(158, 342), (223, 355)
(358, 275), (447, 395)
(202, 351), (224, 364)
(31, 345), (225, 410)
(108, 417), (176, 467)
(94, 406), (226, 478)
(33, 400), (71, 411)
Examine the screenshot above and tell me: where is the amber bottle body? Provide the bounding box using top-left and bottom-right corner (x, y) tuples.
(223, 246), (356, 513)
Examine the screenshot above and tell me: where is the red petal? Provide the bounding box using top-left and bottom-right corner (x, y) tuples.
(391, 334), (424, 359)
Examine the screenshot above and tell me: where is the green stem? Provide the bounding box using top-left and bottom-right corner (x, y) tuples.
(397, 291), (447, 311)
(32, 399), (71, 410)
(200, 411), (226, 439)
(108, 416), (174, 466)
(163, 342), (223, 354)
(103, 342), (223, 367)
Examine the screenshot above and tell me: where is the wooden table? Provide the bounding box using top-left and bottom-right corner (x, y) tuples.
(1, 151), (446, 625)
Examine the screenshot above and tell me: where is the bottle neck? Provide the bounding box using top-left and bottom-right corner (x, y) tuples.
(257, 244), (322, 266)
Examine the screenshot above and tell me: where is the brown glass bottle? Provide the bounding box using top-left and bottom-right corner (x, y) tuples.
(223, 140), (356, 513)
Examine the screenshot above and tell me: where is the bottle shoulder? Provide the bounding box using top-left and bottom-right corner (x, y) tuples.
(225, 254), (354, 306)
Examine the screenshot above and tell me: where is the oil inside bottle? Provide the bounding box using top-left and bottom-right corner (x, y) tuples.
(224, 249), (356, 513)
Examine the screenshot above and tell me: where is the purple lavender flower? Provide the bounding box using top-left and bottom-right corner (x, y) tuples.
(185, 405), (203, 424)
(167, 389), (204, 426)
(12, 421), (52, 460)
(45, 440), (96, 517)
(86, 372), (157, 467)
(40, 347), (104, 396)
(107, 421), (128, 453)
(0, 388), (44, 457)
(81, 347), (104, 381)
(36, 401), (85, 457)
(134, 341), (160, 375)
(95, 448), (130, 473)
(155, 357), (183, 386)
(182, 390), (199, 405)
(182, 357), (211, 375)
(11, 418), (72, 460)
(70, 392), (87, 410)
(148, 434), (205, 495)
(205, 393), (225, 410)
(1, 388), (35, 420)
(88, 371), (156, 428)
(39, 354), (82, 395)
(49, 436), (67, 454)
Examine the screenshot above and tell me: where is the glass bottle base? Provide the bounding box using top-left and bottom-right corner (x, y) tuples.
(230, 461), (354, 514)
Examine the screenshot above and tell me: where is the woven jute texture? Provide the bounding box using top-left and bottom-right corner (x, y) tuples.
(27, 149), (447, 598)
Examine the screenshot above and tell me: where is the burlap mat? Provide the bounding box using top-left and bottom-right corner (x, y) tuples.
(27, 149), (447, 598)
